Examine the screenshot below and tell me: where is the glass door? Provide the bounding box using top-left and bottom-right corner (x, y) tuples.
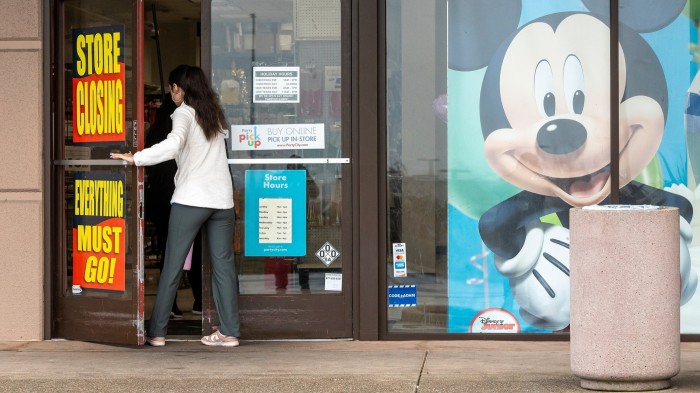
(52, 0), (145, 344)
(207, 0), (352, 338)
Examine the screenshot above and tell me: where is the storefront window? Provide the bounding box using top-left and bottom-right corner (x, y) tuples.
(387, 0), (700, 334)
(386, 0), (448, 333)
(212, 0), (344, 295)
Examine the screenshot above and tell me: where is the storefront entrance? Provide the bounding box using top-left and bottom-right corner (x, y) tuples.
(37, 0), (700, 345)
(51, 0), (352, 344)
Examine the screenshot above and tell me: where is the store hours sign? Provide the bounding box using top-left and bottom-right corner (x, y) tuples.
(244, 170), (307, 256)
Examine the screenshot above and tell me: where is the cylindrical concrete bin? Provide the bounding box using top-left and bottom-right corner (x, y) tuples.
(570, 206), (680, 391)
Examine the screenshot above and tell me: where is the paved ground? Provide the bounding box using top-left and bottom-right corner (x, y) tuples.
(1, 340), (699, 392)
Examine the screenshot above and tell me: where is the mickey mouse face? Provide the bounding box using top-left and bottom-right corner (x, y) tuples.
(483, 13), (664, 207)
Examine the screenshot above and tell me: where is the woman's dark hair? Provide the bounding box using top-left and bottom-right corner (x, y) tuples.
(169, 64), (229, 140)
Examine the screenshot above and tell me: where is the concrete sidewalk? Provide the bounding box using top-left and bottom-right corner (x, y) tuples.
(1, 340), (699, 392)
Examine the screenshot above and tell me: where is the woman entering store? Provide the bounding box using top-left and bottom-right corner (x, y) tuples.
(111, 64), (240, 347)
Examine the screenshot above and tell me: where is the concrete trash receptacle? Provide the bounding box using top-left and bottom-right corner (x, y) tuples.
(570, 205), (680, 391)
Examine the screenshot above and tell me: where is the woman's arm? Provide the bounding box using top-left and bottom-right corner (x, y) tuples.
(111, 109), (192, 166)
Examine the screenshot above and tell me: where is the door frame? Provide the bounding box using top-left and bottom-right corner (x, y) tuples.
(201, 0), (355, 339)
(353, 0), (381, 340)
(49, 0), (145, 345)
(43, 0), (53, 340)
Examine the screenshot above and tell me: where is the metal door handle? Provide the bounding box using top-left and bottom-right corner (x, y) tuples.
(227, 158), (349, 165)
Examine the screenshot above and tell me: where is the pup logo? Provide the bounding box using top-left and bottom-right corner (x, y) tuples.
(238, 126), (261, 149)
(469, 308), (520, 333)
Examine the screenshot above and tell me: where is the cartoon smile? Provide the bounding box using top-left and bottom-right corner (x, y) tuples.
(546, 165), (610, 198)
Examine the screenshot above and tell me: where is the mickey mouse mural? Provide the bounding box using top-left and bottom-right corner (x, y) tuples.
(448, 0), (698, 331)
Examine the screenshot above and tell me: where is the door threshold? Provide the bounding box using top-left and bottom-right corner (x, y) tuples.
(164, 336), (354, 342)
(245, 338), (353, 342)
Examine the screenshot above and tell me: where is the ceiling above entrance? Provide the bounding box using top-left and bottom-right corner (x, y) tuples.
(144, 0), (200, 23)
(144, 0), (295, 24)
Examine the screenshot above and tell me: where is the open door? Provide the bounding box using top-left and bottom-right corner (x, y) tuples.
(51, 0), (145, 345)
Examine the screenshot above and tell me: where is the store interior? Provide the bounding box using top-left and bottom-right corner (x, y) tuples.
(143, 0), (203, 336)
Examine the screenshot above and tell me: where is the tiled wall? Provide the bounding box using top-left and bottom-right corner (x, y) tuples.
(0, 0), (44, 340)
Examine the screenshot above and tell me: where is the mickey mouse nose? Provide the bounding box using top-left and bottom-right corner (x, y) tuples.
(537, 119), (587, 155)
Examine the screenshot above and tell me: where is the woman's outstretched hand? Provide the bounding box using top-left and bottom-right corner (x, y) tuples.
(110, 151), (135, 163)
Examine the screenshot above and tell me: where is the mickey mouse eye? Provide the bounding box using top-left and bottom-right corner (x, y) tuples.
(534, 60), (555, 117)
(564, 55), (585, 114)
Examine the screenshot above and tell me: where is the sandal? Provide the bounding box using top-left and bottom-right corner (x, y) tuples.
(201, 330), (239, 347)
(146, 337), (165, 347)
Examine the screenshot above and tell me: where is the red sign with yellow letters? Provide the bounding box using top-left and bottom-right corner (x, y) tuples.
(72, 172), (126, 292)
(72, 25), (126, 143)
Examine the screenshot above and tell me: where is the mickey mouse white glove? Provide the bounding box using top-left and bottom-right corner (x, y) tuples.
(495, 222), (571, 331)
(680, 217), (698, 305)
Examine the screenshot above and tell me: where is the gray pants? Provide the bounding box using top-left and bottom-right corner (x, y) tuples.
(148, 203), (240, 338)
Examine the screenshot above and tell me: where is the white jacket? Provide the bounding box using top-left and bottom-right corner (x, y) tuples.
(134, 103), (233, 209)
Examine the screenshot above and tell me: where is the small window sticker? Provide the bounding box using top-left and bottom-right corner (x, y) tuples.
(388, 285), (417, 307)
(324, 273), (342, 291)
(392, 243), (407, 277)
(469, 308), (521, 333)
(316, 242), (340, 266)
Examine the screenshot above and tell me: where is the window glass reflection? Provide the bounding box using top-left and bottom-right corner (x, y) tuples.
(212, 0), (343, 294)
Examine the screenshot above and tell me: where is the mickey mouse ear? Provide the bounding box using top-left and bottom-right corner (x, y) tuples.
(448, 0), (521, 71)
(582, 0), (686, 33)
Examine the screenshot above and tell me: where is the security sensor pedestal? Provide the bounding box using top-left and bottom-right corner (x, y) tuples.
(570, 206), (680, 391)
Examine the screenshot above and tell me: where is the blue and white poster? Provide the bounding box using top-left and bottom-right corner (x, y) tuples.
(245, 170), (307, 256)
(446, 0), (700, 333)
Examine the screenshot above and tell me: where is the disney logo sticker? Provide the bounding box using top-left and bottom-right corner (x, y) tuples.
(469, 308), (520, 333)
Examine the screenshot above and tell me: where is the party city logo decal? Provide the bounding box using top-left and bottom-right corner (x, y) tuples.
(237, 126), (261, 149)
(469, 308), (520, 333)
(231, 123), (325, 151)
